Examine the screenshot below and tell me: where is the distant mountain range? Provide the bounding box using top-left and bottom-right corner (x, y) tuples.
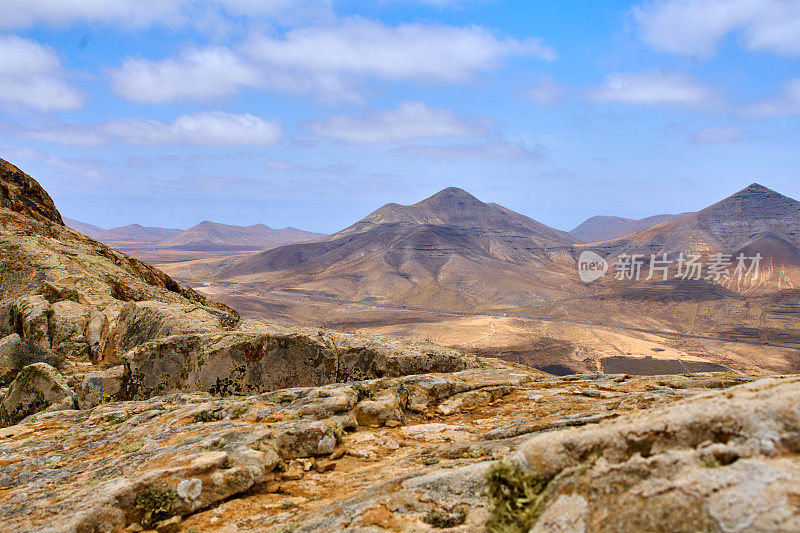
(217, 187), (583, 308)
(63, 218), (324, 252)
(214, 183), (800, 306)
(570, 213), (692, 243)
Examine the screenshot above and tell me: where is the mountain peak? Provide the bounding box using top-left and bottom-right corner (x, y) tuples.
(417, 187), (483, 209)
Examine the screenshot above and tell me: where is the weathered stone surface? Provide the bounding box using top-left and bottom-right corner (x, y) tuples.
(11, 295), (51, 353)
(48, 300), (90, 358)
(495, 377), (800, 533)
(2, 363), (788, 533)
(123, 328), (480, 399)
(110, 301), (226, 360)
(270, 420), (339, 459)
(0, 362), (72, 426)
(354, 388), (404, 427)
(0, 333), (23, 384)
(76, 365), (125, 409)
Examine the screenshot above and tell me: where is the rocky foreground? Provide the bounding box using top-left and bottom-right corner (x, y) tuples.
(4, 364), (800, 532)
(2, 158), (800, 532)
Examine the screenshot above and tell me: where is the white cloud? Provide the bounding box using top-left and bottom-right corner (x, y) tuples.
(397, 141), (545, 160)
(108, 18), (554, 104)
(0, 35), (82, 111)
(588, 71), (717, 107)
(745, 78), (800, 117)
(634, 0), (800, 57)
(0, 0), (333, 29)
(308, 102), (479, 143)
(691, 125), (744, 143)
(25, 112), (281, 146)
(110, 47), (261, 103)
(244, 18), (555, 83)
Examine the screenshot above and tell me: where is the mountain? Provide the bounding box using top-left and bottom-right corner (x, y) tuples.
(593, 184), (800, 253)
(101, 224), (182, 243)
(63, 218), (182, 244)
(570, 213), (692, 243)
(216, 187), (582, 308)
(62, 217), (106, 239)
(157, 221), (324, 251)
(585, 183), (800, 295)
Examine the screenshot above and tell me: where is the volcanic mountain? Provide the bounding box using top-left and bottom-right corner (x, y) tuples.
(583, 183), (800, 296)
(157, 221), (324, 251)
(570, 213), (692, 243)
(216, 187), (583, 308)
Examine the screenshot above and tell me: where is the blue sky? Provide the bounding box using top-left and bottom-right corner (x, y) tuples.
(1, 0), (799, 233)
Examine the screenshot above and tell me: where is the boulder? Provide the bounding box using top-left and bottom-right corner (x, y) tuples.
(123, 328), (480, 400)
(109, 301), (226, 360)
(0, 333), (23, 384)
(48, 300), (90, 358)
(0, 363), (72, 426)
(11, 295), (51, 353)
(76, 366), (125, 409)
(354, 388), (404, 427)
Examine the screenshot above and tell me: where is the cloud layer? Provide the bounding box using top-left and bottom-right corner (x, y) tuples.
(308, 102), (480, 143)
(0, 36), (82, 111)
(634, 0), (800, 57)
(26, 112), (281, 146)
(588, 71), (716, 107)
(109, 18), (554, 103)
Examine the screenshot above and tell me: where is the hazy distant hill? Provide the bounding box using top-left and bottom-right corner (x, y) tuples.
(216, 187), (583, 308)
(63, 219), (182, 243)
(570, 213), (692, 243)
(63, 218), (323, 252)
(157, 221), (324, 251)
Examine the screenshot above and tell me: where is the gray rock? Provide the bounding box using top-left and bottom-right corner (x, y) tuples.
(0, 362), (72, 426)
(76, 365), (125, 409)
(354, 388), (404, 427)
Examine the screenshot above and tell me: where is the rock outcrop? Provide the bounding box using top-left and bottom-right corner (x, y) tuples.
(0, 362), (72, 426)
(488, 376), (800, 533)
(0, 158), (63, 225)
(123, 327), (478, 400)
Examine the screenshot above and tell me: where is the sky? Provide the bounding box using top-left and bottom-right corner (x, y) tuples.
(1, 0), (799, 233)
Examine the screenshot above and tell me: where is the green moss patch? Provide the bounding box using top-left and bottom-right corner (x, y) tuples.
(485, 459), (552, 533)
(134, 485), (179, 527)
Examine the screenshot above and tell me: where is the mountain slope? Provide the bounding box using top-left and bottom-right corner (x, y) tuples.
(583, 183), (800, 295)
(570, 213), (692, 243)
(216, 188), (583, 308)
(101, 224), (182, 243)
(63, 217), (106, 239)
(158, 221), (324, 251)
(591, 184), (800, 253)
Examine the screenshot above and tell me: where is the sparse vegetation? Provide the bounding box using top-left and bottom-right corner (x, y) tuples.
(423, 508), (466, 528)
(485, 459), (552, 533)
(119, 440), (145, 454)
(134, 485), (178, 527)
(193, 408), (223, 422)
(228, 402), (251, 419)
(332, 426), (346, 445)
(352, 383), (375, 401)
